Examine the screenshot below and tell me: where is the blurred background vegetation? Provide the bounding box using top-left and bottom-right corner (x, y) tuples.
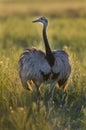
(0, 0), (86, 130)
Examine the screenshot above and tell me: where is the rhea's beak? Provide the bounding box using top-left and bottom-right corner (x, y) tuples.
(32, 18), (40, 23)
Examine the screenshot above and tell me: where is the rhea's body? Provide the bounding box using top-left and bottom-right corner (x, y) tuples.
(19, 17), (71, 101)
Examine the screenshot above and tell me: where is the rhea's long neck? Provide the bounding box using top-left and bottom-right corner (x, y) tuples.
(43, 25), (55, 66)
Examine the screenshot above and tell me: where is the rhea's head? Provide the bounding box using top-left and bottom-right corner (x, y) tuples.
(32, 17), (48, 27)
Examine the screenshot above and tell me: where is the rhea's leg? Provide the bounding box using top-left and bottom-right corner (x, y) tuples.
(58, 83), (68, 108)
(47, 81), (57, 109)
(36, 86), (42, 102)
(36, 85), (42, 111)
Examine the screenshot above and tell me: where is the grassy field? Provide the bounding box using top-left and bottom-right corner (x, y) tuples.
(0, 0), (86, 130)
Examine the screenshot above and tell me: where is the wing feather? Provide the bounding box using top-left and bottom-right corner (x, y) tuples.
(19, 48), (51, 88)
(52, 50), (71, 85)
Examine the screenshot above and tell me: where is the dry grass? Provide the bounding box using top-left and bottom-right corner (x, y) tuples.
(0, 1), (86, 17)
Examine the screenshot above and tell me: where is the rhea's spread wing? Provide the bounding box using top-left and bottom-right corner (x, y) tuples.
(18, 48), (51, 89)
(52, 50), (71, 87)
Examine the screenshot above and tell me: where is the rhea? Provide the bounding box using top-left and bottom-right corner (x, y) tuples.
(19, 17), (71, 104)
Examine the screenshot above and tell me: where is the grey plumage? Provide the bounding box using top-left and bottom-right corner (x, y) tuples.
(19, 17), (71, 103)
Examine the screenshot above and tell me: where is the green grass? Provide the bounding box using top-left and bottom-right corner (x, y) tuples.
(0, 1), (86, 130)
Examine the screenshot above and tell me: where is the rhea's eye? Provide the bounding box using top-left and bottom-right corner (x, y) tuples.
(41, 18), (44, 20)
